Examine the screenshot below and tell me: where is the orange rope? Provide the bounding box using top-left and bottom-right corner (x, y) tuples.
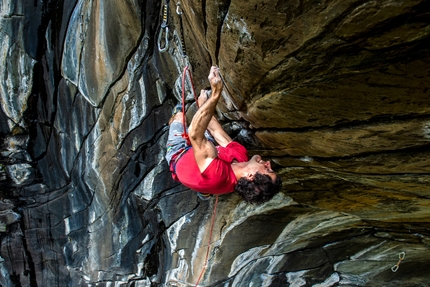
(194, 195), (219, 287)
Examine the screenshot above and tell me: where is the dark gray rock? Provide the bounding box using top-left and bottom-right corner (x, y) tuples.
(0, 0), (429, 286)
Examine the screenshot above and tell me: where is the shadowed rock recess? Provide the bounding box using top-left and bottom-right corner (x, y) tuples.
(0, 0), (429, 286)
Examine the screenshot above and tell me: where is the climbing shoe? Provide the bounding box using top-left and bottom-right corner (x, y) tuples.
(172, 103), (183, 115)
(169, 103), (183, 124)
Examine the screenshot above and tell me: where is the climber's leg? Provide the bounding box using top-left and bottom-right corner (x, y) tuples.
(165, 110), (187, 165)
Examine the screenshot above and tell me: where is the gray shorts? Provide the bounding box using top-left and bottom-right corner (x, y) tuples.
(165, 122), (188, 165)
(165, 122), (216, 165)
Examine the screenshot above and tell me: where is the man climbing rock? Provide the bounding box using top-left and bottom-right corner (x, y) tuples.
(165, 66), (282, 204)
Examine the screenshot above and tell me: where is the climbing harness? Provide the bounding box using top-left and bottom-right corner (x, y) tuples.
(171, 146), (191, 176)
(391, 251), (405, 272)
(158, 0), (170, 52)
(194, 195), (219, 287)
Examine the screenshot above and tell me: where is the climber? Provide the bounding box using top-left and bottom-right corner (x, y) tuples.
(165, 66), (282, 204)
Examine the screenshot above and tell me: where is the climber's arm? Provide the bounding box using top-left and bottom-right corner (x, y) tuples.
(206, 117), (232, 147)
(188, 66), (223, 172)
(195, 89), (233, 148)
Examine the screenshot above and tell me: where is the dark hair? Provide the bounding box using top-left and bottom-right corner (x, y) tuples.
(234, 173), (282, 204)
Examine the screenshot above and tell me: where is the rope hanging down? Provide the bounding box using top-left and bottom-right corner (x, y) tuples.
(194, 195), (219, 287)
(158, 0), (170, 52)
(179, 66), (220, 287)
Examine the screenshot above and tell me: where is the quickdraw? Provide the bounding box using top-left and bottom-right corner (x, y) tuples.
(158, 0), (170, 52)
(391, 252), (405, 272)
(176, 2), (187, 58)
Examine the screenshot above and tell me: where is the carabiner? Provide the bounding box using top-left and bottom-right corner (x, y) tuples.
(391, 264), (399, 272)
(158, 3), (169, 52)
(158, 26), (169, 52)
(176, 2), (182, 15)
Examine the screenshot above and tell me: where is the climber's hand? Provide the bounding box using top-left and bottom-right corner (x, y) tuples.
(208, 66), (223, 93)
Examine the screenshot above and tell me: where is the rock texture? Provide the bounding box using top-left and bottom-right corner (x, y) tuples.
(0, 0), (429, 286)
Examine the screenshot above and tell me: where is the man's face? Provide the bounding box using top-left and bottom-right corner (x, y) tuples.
(247, 155), (277, 182)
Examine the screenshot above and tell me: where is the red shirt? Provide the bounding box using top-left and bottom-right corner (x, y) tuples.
(174, 142), (248, 194)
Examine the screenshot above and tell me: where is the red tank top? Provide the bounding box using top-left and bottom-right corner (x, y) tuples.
(174, 142), (248, 194)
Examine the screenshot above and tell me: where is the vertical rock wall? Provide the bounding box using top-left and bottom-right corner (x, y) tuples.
(0, 0), (429, 286)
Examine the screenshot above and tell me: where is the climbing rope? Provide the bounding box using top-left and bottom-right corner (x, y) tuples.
(180, 64), (199, 146)
(163, 4), (220, 285)
(194, 195), (219, 287)
(158, 0), (170, 52)
(172, 2), (198, 146)
(178, 66), (220, 285)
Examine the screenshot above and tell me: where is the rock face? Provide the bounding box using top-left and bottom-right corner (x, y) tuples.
(0, 0), (429, 286)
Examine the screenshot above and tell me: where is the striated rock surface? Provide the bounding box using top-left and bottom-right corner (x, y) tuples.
(0, 0), (429, 286)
